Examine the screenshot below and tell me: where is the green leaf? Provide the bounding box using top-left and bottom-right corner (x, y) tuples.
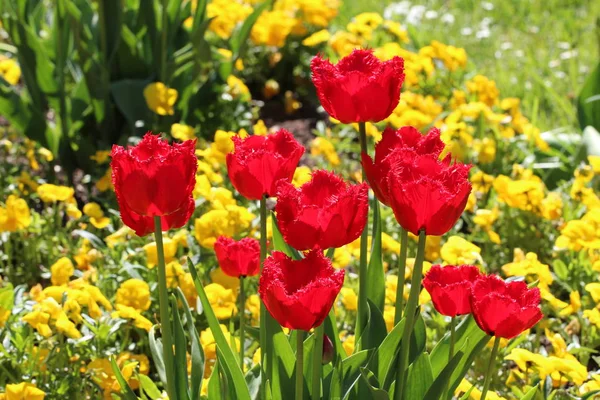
(581, 390), (600, 400)
(149, 325), (167, 387)
(188, 258), (251, 400)
(405, 353), (434, 400)
(423, 351), (463, 400)
(366, 200), (385, 311)
(429, 315), (490, 395)
(109, 357), (138, 400)
(0, 284), (14, 312)
(369, 317), (405, 389)
(175, 288), (205, 400)
(338, 349), (375, 399)
(359, 368), (389, 400)
(208, 361), (222, 399)
(324, 310), (346, 363)
(520, 385), (539, 400)
(245, 364), (262, 400)
(110, 79), (152, 136)
(583, 126), (600, 156)
(266, 312), (296, 400)
(271, 213), (302, 260)
(139, 374), (163, 399)
(170, 295), (191, 400)
(362, 300), (387, 350)
(409, 314), (427, 364)
(230, 1), (269, 60)
(578, 62), (600, 131)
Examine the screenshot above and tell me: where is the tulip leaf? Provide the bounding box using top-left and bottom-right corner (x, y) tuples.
(110, 79), (152, 136)
(188, 258), (251, 400)
(109, 357), (138, 400)
(325, 309), (347, 362)
(245, 364), (262, 400)
(170, 295), (191, 400)
(175, 288), (205, 400)
(405, 352), (434, 400)
(423, 350), (464, 400)
(577, 61), (600, 132)
(409, 313), (427, 364)
(368, 317), (406, 389)
(139, 375), (163, 399)
(230, 1), (269, 61)
(366, 199), (385, 311)
(265, 313), (296, 400)
(208, 361), (223, 399)
(338, 349), (375, 400)
(520, 384), (539, 400)
(581, 390), (600, 400)
(271, 213), (302, 260)
(359, 367), (389, 400)
(360, 300), (387, 351)
(148, 325), (167, 387)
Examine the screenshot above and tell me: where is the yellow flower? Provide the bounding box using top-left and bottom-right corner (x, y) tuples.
(246, 294), (260, 324)
(293, 166), (312, 187)
(466, 75), (499, 107)
(329, 31), (363, 57)
(90, 150), (111, 164)
(83, 202), (110, 229)
(207, 0), (252, 39)
(555, 210), (600, 251)
(205, 283), (237, 320)
(339, 287), (358, 311)
(311, 137), (340, 166)
(88, 356), (148, 399)
(112, 304), (153, 331)
(440, 236), (481, 265)
(50, 257), (74, 286)
(341, 334), (355, 356)
(473, 137), (496, 163)
(227, 75), (251, 100)
(332, 246), (352, 269)
(210, 267), (240, 291)
(66, 203), (82, 219)
(36, 184), (74, 203)
(302, 29), (331, 46)
(144, 238), (178, 267)
(588, 155), (600, 173)
(383, 20), (409, 42)
(116, 279), (151, 311)
(105, 226), (133, 248)
(473, 208), (501, 244)
(2, 382), (45, 400)
(0, 195), (31, 232)
(253, 119), (268, 136)
(493, 174), (545, 212)
(285, 91), (302, 114)
(143, 82), (178, 115)
(22, 310), (52, 337)
(201, 324), (239, 377)
(251, 10), (296, 47)
(455, 378), (506, 400)
(171, 123), (196, 141)
(540, 192), (563, 220)
(502, 250), (553, 288)
(194, 206), (255, 249)
(96, 167), (113, 192)
(584, 308), (600, 328)
(383, 305), (395, 332)
(0, 57), (21, 85)
(206, 187), (236, 210)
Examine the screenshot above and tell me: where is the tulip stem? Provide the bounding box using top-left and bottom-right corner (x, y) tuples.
(394, 228), (409, 324)
(311, 324), (324, 400)
(153, 217), (176, 400)
(356, 121), (369, 349)
(395, 229), (426, 400)
(259, 195), (269, 395)
(296, 330), (305, 400)
(445, 316), (456, 399)
(239, 275), (246, 371)
(480, 336), (500, 400)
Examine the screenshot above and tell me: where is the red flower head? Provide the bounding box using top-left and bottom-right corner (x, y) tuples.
(387, 153), (472, 236)
(275, 170), (368, 251)
(422, 265), (482, 317)
(214, 236), (261, 278)
(310, 49), (405, 123)
(259, 250), (345, 331)
(226, 129), (304, 200)
(362, 126), (445, 206)
(111, 133), (197, 236)
(470, 274), (543, 339)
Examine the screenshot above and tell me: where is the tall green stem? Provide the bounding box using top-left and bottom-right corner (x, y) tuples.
(480, 336), (500, 400)
(395, 229), (426, 400)
(311, 324), (324, 400)
(239, 275), (246, 371)
(153, 217), (176, 400)
(356, 121), (369, 349)
(160, 0), (168, 83)
(394, 228), (409, 324)
(296, 331), (305, 400)
(259, 195), (269, 394)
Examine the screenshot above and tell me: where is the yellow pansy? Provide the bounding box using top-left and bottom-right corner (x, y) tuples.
(2, 382), (45, 400)
(111, 304), (153, 331)
(440, 236), (481, 265)
(302, 29), (331, 46)
(339, 287), (358, 311)
(83, 202), (110, 229)
(0, 195), (31, 232)
(171, 123), (196, 141)
(50, 257), (74, 286)
(37, 184), (74, 203)
(116, 279), (151, 311)
(143, 82), (178, 115)
(293, 166), (312, 187)
(205, 283), (237, 320)
(311, 137), (340, 166)
(144, 238), (178, 267)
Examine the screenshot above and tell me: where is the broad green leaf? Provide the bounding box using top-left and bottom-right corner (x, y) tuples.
(149, 325), (167, 387)
(423, 351), (464, 400)
(175, 288), (205, 400)
(245, 364), (262, 400)
(265, 310), (296, 400)
(0, 284), (14, 312)
(139, 374), (163, 399)
(370, 317), (405, 389)
(582, 390), (600, 400)
(230, 1), (269, 60)
(359, 368), (389, 400)
(170, 296), (191, 400)
(110, 79), (152, 136)
(325, 310), (346, 363)
(366, 200), (385, 311)
(109, 357), (138, 400)
(362, 300), (387, 350)
(520, 385), (539, 400)
(405, 353), (434, 400)
(208, 361), (222, 399)
(583, 126), (600, 156)
(409, 314), (427, 364)
(578, 62), (600, 132)
(338, 349), (374, 400)
(271, 213), (302, 260)
(217, 346), (248, 400)
(188, 258), (251, 400)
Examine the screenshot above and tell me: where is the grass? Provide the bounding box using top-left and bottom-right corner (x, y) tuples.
(337, 0), (600, 132)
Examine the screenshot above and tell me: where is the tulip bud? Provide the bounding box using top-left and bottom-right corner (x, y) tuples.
(322, 334), (334, 364)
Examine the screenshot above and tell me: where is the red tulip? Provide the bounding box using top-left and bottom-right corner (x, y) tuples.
(310, 49), (405, 123)
(111, 133), (197, 236)
(387, 153), (472, 236)
(362, 126), (445, 206)
(470, 274), (542, 339)
(258, 250), (344, 331)
(275, 170), (368, 251)
(422, 265), (482, 317)
(227, 129), (304, 200)
(214, 236), (260, 278)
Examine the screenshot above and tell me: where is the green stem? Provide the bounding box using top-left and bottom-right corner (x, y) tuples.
(445, 317), (456, 399)
(394, 228), (409, 324)
(160, 0), (169, 83)
(311, 324), (324, 400)
(395, 229), (426, 400)
(480, 336), (500, 400)
(356, 121), (369, 349)
(153, 217), (176, 400)
(296, 330), (305, 400)
(239, 275), (246, 371)
(259, 195), (269, 395)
